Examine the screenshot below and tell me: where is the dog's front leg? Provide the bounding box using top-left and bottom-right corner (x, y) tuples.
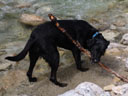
(72, 48), (89, 72)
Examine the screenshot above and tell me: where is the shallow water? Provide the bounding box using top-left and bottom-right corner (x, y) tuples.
(0, 0), (116, 45)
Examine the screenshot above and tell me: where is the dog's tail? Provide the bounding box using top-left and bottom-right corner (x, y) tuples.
(5, 37), (36, 61)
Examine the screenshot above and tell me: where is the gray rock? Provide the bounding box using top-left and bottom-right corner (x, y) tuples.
(101, 30), (120, 41)
(108, 43), (127, 49)
(58, 82), (111, 96)
(112, 84), (128, 96)
(120, 33), (128, 45)
(0, 63), (12, 71)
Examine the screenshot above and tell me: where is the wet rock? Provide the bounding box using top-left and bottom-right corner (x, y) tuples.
(112, 84), (128, 95)
(58, 82), (111, 96)
(0, 21), (8, 32)
(19, 14), (46, 26)
(120, 33), (128, 45)
(0, 63), (12, 71)
(15, 3), (31, 8)
(0, 11), (4, 20)
(7, 19), (31, 39)
(4, 0), (36, 4)
(101, 30), (120, 41)
(1, 5), (20, 19)
(0, 1), (5, 8)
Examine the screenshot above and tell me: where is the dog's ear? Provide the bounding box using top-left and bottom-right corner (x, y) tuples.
(87, 38), (95, 48)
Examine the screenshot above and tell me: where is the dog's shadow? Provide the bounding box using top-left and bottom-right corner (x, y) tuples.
(37, 53), (123, 84)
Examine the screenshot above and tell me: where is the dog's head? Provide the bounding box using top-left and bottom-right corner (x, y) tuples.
(87, 33), (110, 63)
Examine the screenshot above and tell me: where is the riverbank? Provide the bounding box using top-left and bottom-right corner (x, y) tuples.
(0, 0), (128, 96)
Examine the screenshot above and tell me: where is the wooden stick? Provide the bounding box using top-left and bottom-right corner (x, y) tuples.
(48, 14), (128, 83)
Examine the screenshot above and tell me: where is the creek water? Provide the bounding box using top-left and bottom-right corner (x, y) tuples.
(0, 0), (116, 45)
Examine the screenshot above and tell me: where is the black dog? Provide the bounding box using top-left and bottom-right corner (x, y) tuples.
(5, 20), (109, 87)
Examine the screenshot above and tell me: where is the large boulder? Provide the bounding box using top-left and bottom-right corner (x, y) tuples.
(58, 82), (110, 96)
(19, 14), (46, 26)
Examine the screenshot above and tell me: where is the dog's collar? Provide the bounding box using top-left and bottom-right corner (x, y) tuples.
(92, 32), (99, 38)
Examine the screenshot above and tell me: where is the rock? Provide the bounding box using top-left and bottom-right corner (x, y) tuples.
(58, 82), (111, 96)
(120, 33), (128, 45)
(0, 87), (6, 96)
(124, 47), (128, 52)
(15, 3), (31, 8)
(113, 77), (121, 84)
(104, 84), (115, 91)
(107, 43), (127, 50)
(0, 63), (12, 71)
(59, 50), (65, 57)
(0, 50), (7, 55)
(123, 91), (128, 96)
(113, 16), (126, 27)
(112, 84), (128, 95)
(101, 30), (120, 41)
(0, 21), (9, 32)
(13, 0), (36, 4)
(19, 14), (46, 26)
(116, 27), (128, 33)
(106, 48), (121, 56)
(0, 70), (26, 90)
(36, 6), (53, 17)
(110, 24), (116, 30)
(124, 58), (128, 70)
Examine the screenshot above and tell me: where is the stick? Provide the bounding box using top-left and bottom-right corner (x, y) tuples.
(48, 14), (128, 83)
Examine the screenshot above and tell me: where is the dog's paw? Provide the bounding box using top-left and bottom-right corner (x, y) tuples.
(57, 82), (68, 87)
(29, 77), (37, 82)
(77, 67), (89, 72)
(50, 79), (67, 87)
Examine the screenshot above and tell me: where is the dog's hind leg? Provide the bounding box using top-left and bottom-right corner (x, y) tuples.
(72, 48), (89, 72)
(43, 46), (67, 87)
(27, 47), (39, 82)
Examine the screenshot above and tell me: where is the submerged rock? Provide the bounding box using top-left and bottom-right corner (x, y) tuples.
(19, 14), (46, 26)
(15, 3), (31, 8)
(58, 82), (111, 96)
